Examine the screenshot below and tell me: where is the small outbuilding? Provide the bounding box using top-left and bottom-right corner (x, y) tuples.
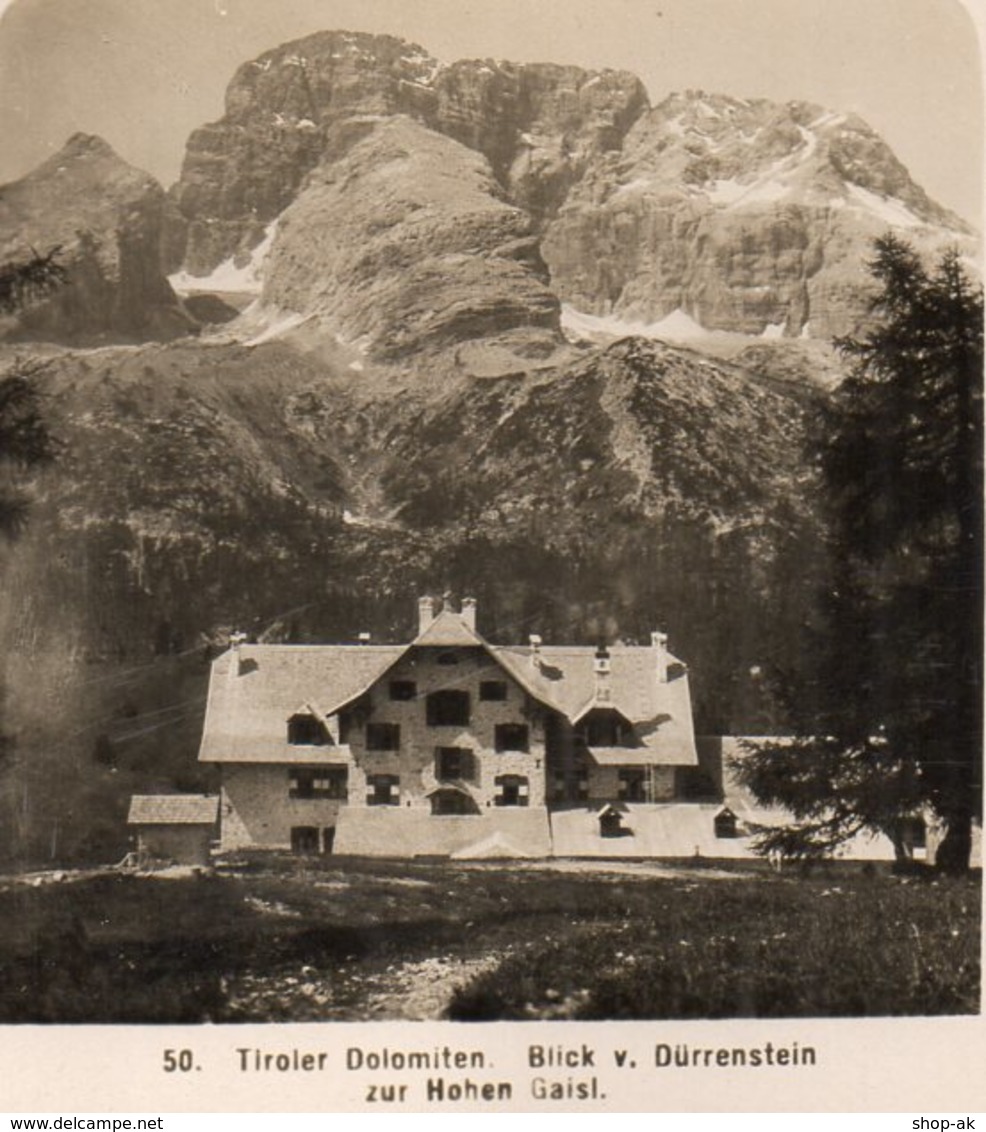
(127, 794), (220, 866)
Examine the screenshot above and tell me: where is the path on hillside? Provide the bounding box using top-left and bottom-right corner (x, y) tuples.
(224, 947), (508, 1021)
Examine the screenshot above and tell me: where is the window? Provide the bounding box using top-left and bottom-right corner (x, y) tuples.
(426, 689), (470, 726)
(287, 714), (327, 745)
(430, 789), (479, 816)
(583, 710), (629, 747)
(436, 651), (460, 666)
(618, 768), (646, 802)
(480, 680), (508, 701)
(495, 723), (529, 752)
(367, 774), (400, 806)
(289, 766), (348, 800)
(290, 826), (320, 854)
(366, 722), (400, 750)
(435, 746), (473, 781)
(389, 680), (416, 701)
(495, 774), (529, 807)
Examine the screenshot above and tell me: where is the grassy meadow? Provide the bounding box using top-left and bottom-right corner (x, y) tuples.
(0, 857), (978, 1023)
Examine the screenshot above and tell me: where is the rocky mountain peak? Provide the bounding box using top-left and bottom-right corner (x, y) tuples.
(0, 134), (193, 344)
(254, 114), (563, 363)
(542, 88), (977, 339)
(166, 29), (650, 277)
(47, 29), (955, 354)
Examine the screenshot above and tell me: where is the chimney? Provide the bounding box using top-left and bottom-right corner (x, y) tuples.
(228, 631), (247, 680)
(357, 631), (371, 645)
(461, 596), (477, 630)
(652, 630), (668, 684)
(529, 634), (542, 669)
(418, 595), (438, 635)
(594, 644), (612, 703)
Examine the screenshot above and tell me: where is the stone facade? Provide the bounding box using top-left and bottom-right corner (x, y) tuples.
(220, 764), (347, 852)
(198, 595), (705, 858)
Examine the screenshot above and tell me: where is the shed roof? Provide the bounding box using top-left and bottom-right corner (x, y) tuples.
(128, 795), (219, 826)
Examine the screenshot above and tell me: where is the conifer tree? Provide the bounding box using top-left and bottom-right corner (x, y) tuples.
(0, 250), (63, 536)
(737, 235), (983, 871)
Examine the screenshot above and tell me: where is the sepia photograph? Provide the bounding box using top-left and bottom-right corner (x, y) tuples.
(0, 0), (981, 1103)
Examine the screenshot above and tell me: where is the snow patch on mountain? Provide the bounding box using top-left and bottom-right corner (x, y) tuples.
(845, 183), (923, 229)
(169, 222), (278, 295)
(561, 304), (713, 343)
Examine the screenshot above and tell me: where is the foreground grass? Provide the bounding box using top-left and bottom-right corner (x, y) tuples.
(448, 869), (981, 1019)
(0, 858), (978, 1022)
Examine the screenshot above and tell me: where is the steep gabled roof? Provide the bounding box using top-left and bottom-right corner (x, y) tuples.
(199, 644), (401, 764)
(128, 795), (219, 825)
(413, 609), (485, 647)
(199, 620), (697, 767)
(492, 645), (697, 765)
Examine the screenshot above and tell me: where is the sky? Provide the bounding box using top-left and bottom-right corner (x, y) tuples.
(0, 0), (983, 224)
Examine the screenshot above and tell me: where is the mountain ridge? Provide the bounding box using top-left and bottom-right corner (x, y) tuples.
(160, 29), (976, 345)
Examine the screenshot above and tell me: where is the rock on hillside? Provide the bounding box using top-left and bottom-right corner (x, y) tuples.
(256, 116), (562, 361)
(543, 92), (977, 338)
(166, 29), (647, 276)
(383, 336), (813, 538)
(0, 135), (194, 344)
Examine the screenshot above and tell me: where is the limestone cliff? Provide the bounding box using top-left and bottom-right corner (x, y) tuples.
(542, 92), (977, 338)
(166, 30), (647, 276)
(0, 134), (193, 344)
(256, 116), (561, 361)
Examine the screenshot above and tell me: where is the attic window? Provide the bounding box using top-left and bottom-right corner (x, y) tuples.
(288, 714), (327, 746)
(480, 680), (508, 701)
(389, 680), (416, 701)
(437, 652), (460, 666)
(494, 723), (529, 753)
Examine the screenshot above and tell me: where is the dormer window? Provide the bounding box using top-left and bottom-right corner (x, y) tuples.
(436, 652), (459, 666)
(288, 714), (327, 746)
(580, 708), (632, 748)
